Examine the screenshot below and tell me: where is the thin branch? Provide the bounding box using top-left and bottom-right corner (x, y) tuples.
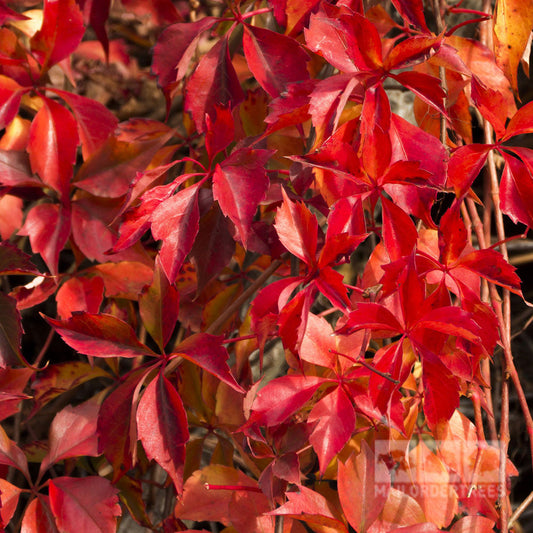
(206, 258), (284, 335)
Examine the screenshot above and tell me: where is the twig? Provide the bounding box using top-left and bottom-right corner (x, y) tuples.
(206, 258), (284, 335)
(509, 489), (533, 529)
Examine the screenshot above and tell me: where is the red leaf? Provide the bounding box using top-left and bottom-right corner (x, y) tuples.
(449, 515), (495, 533)
(151, 183), (200, 283)
(438, 205), (468, 265)
(0, 424), (29, 480)
(0, 241), (40, 276)
(0, 149), (41, 188)
(176, 464), (269, 527)
(273, 0), (321, 36)
(360, 84), (392, 178)
(278, 284), (315, 353)
(269, 485), (349, 532)
(0, 76), (25, 129)
(275, 188), (318, 266)
(500, 150), (533, 227)
(21, 495), (59, 533)
(340, 12), (383, 71)
(77, 0), (111, 57)
(406, 440), (458, 527)
(44, 312), (157, 358)
(422, 354), (460, 428)
(305, 8), (358, 73)
(502, 100), (533, 140)
(471, 77), (507, 139)
(0, 292), (24, 367)
(89, 261), (154, 299)
(243, 24), (309, 98)
(172, 333), (244, 393)
(309, 387), (355, 474)
(390, 0), (428, 31)
(392, 71), (446, 115)
(385, 35), (441, 70)
(28, 98), (78, 199)
(338, 441), (391, 533)
(49, 476), (121, 533)
(213, 147), (272, 247)
(30, 0), (84, 70)
(56, 275), (104, 319)
(458, 249), (522, 294)
(74, 119), (175, 198)
(381, 197), (418, 261)
(51, 89), (118, 159)
(139, 258), (179, 351)
(184, 37), (245, 133)
(265, 79), (314, 135)
(344, 302), (403, 337)
(152, 17), (217, 96)
(31, 361), (111, 412)
(18, 202), (71, 276)
(97, 368), (147, 481)
(314, 266), (351, 310)
(137, 372), (188, 493)
(0, 367), (32, 421)
(191, 203), (235, 293)
(120, 0), (181, 26)
(205, 105), (235, 160)
(389, 114), (448, 188)
(447, 144), (490, 197)
(40, 399), (99, 476)
(0, 479), (22, 528)
(250, 374), (324, 426)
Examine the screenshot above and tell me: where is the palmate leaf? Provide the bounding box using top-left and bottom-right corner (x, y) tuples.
(49, 476), (121, 533)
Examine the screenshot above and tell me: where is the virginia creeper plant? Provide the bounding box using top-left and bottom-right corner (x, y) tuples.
(0, 0), (532, 531)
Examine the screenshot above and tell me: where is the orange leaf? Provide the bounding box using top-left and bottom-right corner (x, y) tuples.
(493, 0), (533, 91)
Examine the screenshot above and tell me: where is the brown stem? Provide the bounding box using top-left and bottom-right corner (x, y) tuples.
(206, 258), (284, 335)
(164, 258), (284, 377)
(466, 198), (498, 441)
(509, 489), (533, 529)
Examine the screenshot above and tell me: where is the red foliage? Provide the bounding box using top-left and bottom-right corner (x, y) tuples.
(0, 0), (532, 531)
